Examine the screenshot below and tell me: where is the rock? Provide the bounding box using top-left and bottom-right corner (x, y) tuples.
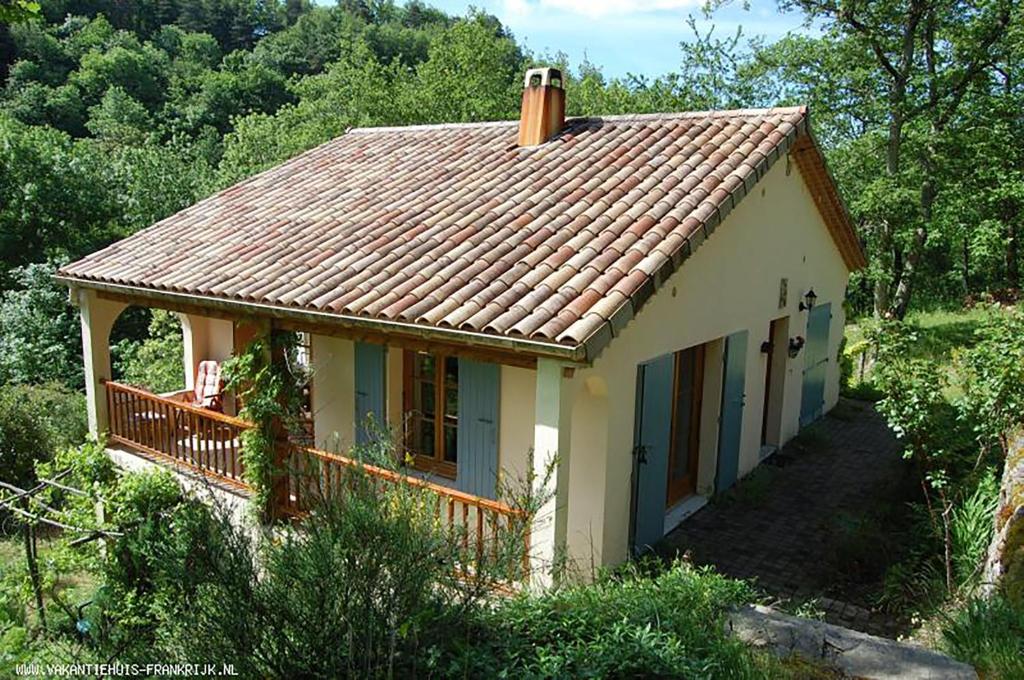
(982, 430), (1024, 606)
(726, 605), (977, 679)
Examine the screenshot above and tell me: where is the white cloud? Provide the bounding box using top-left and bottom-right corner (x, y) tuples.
(503, 0), (702, 20)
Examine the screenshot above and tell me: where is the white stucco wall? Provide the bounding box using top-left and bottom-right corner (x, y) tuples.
(310, 334), (356, 452)
(571, 159), (852, 566)
(285, 157), (850, 573)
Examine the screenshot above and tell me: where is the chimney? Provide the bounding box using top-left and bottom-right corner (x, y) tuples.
(518, 67), (565, 147)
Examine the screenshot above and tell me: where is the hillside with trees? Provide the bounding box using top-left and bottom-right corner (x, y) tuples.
(1, 0), (1024, 676)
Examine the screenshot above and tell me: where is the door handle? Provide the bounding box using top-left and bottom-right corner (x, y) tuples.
(633, 444), (648, 464)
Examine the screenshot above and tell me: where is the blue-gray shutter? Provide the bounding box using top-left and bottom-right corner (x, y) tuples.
(456, 358), (500, 499)
(800, 303), (831, 427)
(716, 330), (748, 493)
(354, 342), (386, 445)
(631, 352), (675, 552)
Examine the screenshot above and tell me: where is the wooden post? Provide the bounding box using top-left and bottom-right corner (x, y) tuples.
(269, 327), (292, 520)
(22, 499), (46, 631)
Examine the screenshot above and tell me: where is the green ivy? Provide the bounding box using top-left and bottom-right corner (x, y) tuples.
(221, 327), (305, 519)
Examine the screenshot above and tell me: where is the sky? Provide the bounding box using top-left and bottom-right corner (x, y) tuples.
(427, 0), (811, 78)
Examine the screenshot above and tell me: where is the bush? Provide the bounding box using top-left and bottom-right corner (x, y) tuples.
(950, 470), (1000, 590)
(94, 462), (531, 676)
(458, 561), (763, 679)
(956, 307), (1024, 456)
(941, 594), (1024, 679)
(0, 382), (87, 489)
(111, 309), (184, 393)
(0, 261), (83, 389)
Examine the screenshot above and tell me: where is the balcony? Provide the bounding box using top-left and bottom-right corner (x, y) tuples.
(102, 380), (529, 575)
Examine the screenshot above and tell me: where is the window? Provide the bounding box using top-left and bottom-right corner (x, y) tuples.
(403, 351), (458, 477)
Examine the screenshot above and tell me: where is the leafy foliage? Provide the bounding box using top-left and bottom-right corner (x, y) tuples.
(0, 382), (86, 489)
(941, 594), (1024, 679)
(956, 307), (1024, 456)
(464, 560), (764, 679)
(111, 309), (183, 393)
(221, 327), (306, 516)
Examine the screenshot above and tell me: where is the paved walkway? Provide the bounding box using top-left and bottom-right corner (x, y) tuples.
(659, 398), (916, 638)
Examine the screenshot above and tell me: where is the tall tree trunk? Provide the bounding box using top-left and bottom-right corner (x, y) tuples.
(892, 130), (938, 319)
(874, 108), (905, 317)
(963, 236), (971, 296)
(1007, 215), (1019, 290)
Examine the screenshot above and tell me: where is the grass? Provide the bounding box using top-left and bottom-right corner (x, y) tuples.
(0, 534), (98, 631)
(713, 464), (780, 508)
(940, 594), (1024, 679)
(844, 306), (991, 401)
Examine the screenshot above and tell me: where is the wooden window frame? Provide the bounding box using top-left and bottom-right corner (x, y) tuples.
(402, 350), (458, 479)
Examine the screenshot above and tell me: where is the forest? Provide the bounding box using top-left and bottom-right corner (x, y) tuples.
(0, 0), (1022, 389)
(1, 0), (1024, 677)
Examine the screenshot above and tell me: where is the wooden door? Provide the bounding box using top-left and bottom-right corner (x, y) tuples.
(666, 345), (704, 506)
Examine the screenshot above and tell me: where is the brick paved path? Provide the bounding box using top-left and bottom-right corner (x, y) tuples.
(659, 398), (916, 638)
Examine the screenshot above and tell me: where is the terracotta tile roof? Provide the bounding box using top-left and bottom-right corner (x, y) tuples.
(60, 107), (865, 361)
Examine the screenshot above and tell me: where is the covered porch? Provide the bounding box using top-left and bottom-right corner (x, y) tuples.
(72, 286), (587, 585)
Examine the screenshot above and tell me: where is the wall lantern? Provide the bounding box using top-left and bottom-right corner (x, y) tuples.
(788, 336), (806, 358)
(799, 288), (818, 312)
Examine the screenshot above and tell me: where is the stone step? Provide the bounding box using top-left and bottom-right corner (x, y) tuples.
(726, 604), (977, 680)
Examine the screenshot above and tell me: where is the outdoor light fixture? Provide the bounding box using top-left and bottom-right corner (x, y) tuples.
(799, 288), (818, 311)
(788, 336), (806, 358)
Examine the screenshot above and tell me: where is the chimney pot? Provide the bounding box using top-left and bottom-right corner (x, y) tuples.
(518, 67), (565, 147)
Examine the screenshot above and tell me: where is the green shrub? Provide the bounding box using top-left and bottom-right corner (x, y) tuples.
(0, 261), (83, 389)
(0, 382), (87, 489)
(94, 463), (531, 676)
(950, 470), (999, 590)
(111, 309), (184, 393)
(956, 307), (1024, 456)
(941, 594), (1024, 679)
(456, 561), (763, 679)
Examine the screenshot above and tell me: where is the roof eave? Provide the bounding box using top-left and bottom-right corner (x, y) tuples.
(569, 108), (866, 363)
(56, 275), (589, 366)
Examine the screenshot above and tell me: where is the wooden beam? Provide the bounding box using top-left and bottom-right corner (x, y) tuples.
(95, 289), (539, 370)
(277, 318), (538, 370)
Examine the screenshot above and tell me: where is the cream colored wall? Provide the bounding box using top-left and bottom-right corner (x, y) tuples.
(571, 159), (851, 566)
(499, 365), (536, 484)
(310, 334), (356, 453)
(179, 314), (233, 389)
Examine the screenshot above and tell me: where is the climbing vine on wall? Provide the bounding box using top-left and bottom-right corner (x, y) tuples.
(222, 326), (306, 518)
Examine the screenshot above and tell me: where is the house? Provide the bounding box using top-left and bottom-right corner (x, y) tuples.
(58, 67), (865, 585)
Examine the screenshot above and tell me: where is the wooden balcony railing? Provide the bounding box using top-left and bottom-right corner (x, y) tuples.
(104, 380), (251, 488)
(104, 380), (530, 576)
(282, 444), (531, 576)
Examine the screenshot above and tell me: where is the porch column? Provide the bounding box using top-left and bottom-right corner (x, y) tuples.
(76, 288), (127, 437)
(531, 358), (573, 588)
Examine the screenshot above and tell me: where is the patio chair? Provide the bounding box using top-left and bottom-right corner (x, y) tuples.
(189, 360), (225, 412)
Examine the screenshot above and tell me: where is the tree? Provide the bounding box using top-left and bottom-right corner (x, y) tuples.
(0, 0), (40, 24)
(0, 261), (83, 389)
(777, 0), (1017, 317)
